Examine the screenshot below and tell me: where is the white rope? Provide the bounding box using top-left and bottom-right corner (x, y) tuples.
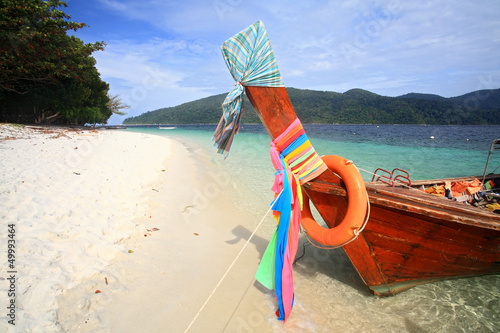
(184, 191), (281, 333)
(184, 163), (393, 329)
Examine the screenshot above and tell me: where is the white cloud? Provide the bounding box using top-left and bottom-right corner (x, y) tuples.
(91, 36), (227, 124)
(73, 0), (500, 122)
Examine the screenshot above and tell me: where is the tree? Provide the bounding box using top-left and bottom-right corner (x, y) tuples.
(107, 93), (129, 116)
(0, 0), (111, 124)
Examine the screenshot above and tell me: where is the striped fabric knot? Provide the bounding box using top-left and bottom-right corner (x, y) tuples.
(272, 118), (328, 184)
(213, 21), (284, 156)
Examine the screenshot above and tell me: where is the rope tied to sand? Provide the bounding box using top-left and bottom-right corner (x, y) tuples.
(255, 118), (327, 322)
(213, 21), (284, 156)
(184, 191), (280, 333)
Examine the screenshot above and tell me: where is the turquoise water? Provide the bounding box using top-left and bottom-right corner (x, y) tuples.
(127, 124), (500, 332)
(128, 124), (500, 182)
(127, 123), (500, 227)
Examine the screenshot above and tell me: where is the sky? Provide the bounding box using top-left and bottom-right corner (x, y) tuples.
(63, 0), (500, 124)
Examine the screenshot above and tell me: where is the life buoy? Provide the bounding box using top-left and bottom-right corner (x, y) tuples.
(301, 155), (368, 247)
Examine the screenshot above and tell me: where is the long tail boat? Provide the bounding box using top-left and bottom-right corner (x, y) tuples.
(215, 22), (500, 303)
(246, 86), (500, 296)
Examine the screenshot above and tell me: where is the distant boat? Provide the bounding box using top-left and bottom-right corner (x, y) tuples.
(104, 125), (126, 129)
(159, 126), (177, 130)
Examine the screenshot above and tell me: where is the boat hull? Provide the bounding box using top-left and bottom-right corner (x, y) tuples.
(304, 174), (500, 296)
(352, 186), (499, 295)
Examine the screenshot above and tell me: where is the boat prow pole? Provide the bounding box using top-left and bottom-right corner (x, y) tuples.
(245, 86), (349, 229)
(245, 86), (297, 139)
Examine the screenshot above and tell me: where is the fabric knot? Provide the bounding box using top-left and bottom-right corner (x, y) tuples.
(213, 21), (284, 157)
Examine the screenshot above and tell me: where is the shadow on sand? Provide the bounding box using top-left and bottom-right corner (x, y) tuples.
(226, 225), (371, 296)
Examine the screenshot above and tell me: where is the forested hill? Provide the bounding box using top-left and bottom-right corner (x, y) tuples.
(123, 87), (500, 125)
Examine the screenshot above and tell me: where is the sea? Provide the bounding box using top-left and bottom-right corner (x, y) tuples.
(128, 124), (499, 332)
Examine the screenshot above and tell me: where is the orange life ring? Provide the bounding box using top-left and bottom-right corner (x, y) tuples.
(301, 155), (368, 247)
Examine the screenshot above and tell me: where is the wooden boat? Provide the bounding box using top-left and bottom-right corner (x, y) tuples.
(104, 125), (127, 129)
(245, 86), (500, 296)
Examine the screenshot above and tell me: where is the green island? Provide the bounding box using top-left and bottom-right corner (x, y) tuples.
(124, 87), (500, 125)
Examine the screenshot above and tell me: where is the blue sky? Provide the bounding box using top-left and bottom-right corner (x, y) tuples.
(64, 0), (500, 124)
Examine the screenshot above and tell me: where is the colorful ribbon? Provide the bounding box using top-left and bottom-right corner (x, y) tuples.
(255, 118), (327, 321)
(272, 118), (328, 185)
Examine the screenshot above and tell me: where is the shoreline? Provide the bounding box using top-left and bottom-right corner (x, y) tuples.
(56, 133), (274, 332)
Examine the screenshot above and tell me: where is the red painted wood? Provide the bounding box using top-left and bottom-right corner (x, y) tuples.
(344, 192), (500, 294)
(245, 86), (297, 139)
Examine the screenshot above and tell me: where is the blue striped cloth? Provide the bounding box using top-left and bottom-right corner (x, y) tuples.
(213, 21), (284, 156)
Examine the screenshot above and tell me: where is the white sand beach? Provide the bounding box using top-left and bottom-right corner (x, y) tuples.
(0, 125), (172, 331)
(2, 124), (498, 333)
